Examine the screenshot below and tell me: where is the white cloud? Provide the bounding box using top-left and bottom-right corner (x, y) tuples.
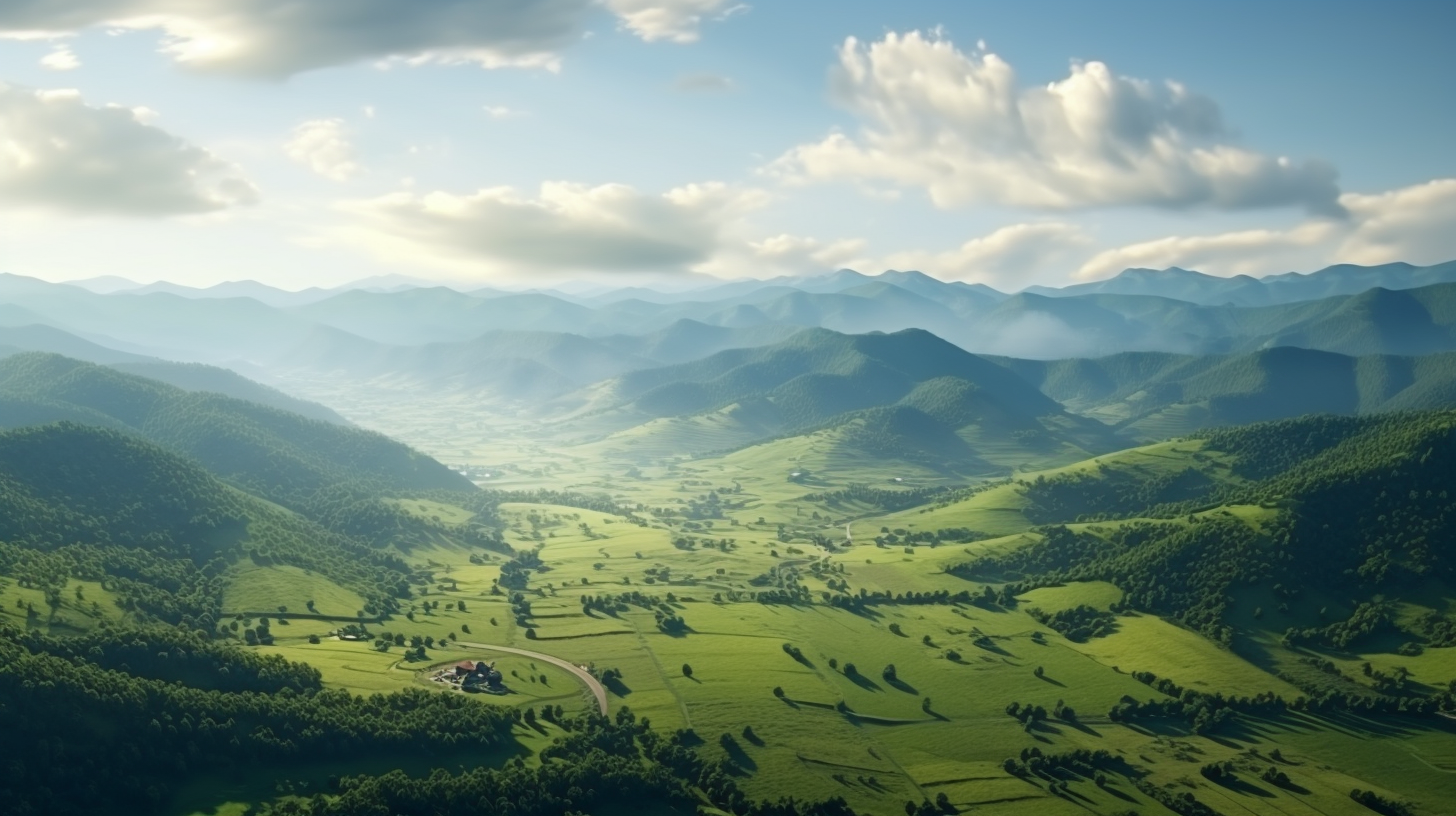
(40, 44), (80, 70)
(336, 180), (769, 275)
(770, 31), (1344, 216)
(284, 119), (359, 182)
(881, 223), (1094, 288)
(1338, 178), (1456, 266)
(0, 1), (733, 77)
(1075, 178), (1456, 279)
(0, 82), (257, 215)
(605, 0), (741, 43)
(483, 105), (525, 119)
(748, 234), (867, 273)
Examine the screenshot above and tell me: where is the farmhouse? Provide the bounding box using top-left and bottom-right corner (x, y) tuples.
(462, 660), (504, 692)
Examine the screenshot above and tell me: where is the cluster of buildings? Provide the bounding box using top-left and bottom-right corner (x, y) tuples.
(433, 660), (506, 693)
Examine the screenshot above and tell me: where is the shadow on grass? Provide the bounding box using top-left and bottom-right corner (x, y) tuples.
(1034, 673), (1066, 688)
(603, 676), (632, 697)
(886, 677), (919, 695)
(1212, 775), (1275, 798)
(845, 672), (882, 692)
(719, 737), (762, 775)
(1062, 719), (1103, 737)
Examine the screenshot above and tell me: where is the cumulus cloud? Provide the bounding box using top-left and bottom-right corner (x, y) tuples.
(337, 181), (769, 275)
(0, 1), (733, 77)
(605, 0), (741, 43)
(0, 82), (257, 215)
(40, 44), (80, 70)
(770, 31), (1343, 216)
(748, 234), (867, 273)
(1076, 178), (1456, 279)
(284, 118), (360, 182)
(881, 223), (1094, 288)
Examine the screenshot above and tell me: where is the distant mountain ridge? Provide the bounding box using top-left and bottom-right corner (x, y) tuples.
(4, 259), (1456, 369)
(1024, 260), (1456, 306)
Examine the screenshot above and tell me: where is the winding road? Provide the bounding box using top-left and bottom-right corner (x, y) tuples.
(457, 642), (608, 715)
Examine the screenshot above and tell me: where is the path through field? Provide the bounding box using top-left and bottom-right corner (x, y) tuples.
(457, 642), (608, 715)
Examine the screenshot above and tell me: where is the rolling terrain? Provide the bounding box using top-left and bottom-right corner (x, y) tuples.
(9, 264), (1456, 816)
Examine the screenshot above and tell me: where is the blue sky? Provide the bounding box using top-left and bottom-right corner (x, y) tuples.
(0, 1), (1452, 290)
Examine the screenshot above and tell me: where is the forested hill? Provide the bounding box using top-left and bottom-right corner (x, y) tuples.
(0, 422), (416, 628)
(109, 359), (349, 425)
(962, 410), (1456, 647)
(597, 327), (1061, 425)
(990, 346), (1456, 439)
(0, 352), (469, 505)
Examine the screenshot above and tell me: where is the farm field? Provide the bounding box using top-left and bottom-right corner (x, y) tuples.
(190, 390), (1456, 816)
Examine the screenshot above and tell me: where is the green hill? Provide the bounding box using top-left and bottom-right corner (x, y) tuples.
(994, 346), (1456, 440)
(0, 324), (152, 365)
(0, 353), (469, 509)
(567, 328), (1116, 472)
(947, 410), (1456, 649)
(0, 422), (416, 628)
(109, 360), (348, 424)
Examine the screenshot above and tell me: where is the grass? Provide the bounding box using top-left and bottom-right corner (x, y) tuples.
(222, 562), (367, 618)
(0, 578), (123, 634)
(22, 373), (1452, 816)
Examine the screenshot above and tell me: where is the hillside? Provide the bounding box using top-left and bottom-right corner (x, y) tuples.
(109, 360), (349, 424)
(0, 353), (469, 505)
(938, 411), (1456, 648)
(995, 346), (1456, 440)
(0, 422), (418, 625)
(273, 320), (803, 404)
(559, 328), (1117, 472)
(0, 324), (154, 365)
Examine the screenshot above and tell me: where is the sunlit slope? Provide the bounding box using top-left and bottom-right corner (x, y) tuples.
(996, 346), (1456, 440)
(0, 423), (418, 628)
(558, 328), (1118, 474)
(0, 353), (469, 500)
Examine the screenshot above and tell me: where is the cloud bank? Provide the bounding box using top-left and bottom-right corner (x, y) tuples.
(0, 83), (256, 215)
(0, 0), (735, 77)
(771, 31), (1344, 216)
(338, 181), (768, 275)
(1077, 178), (1456, 280)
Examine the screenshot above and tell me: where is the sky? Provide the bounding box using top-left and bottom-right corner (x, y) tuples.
(0, 0), (1453, 291)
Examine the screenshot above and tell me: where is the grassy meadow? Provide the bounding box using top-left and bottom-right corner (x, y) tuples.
(163, 386), (1456, 816)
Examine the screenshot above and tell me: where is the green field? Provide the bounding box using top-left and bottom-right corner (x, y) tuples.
(53, 381), (1446, 816)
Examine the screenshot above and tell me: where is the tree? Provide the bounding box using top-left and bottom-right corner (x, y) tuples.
(682, 663), (693, 678)
(772, 686), (785, 698)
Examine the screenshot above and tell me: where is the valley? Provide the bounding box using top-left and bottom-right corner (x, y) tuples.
(6, 263), (1456, 816)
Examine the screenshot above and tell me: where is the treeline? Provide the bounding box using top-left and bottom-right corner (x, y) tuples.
(0, 626), (519, 816)
(801, 483), (957, 512)
(9, 622), (322, 693)
(0, 423), (428, 628)
(952, 518), (1270, 643)
(1017, 465), (1216, 524)
(262, 708), (856, 816)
